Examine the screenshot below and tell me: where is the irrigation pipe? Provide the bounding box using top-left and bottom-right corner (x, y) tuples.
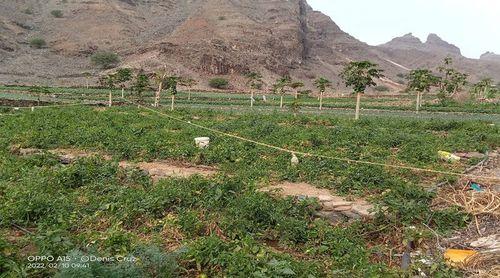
(123, 98), (500, 182)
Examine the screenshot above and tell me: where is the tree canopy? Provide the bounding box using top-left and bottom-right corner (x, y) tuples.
(340, 61), (383, 94)
(406, 69), (440, 93)
(314, 77), (331, 93)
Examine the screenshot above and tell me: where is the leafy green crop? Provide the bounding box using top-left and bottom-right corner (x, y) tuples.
(0, 105), (497, 277)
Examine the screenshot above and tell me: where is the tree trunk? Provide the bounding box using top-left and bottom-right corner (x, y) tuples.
(319, 92), (323, 110)
(416, 92), (420, 113)
(188, 91), (191, 101)
(121, 88), (125, 98)
(170, 95), (175, 111)
(154, 83), (163, 107)
(355, 92), (361, 120)
(280, 95), (284, 108)
(295, 90), (298, 99)
(86, 79), (89, 90)
(251, 91), (254, 108)
(108, 91), (112, 107)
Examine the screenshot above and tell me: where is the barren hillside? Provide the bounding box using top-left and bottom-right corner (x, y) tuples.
(1, 0), (499, 91)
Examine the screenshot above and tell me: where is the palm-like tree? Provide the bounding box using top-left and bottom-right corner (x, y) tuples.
(314, 77), (331, 110)
(132, 71), (150, 103)
(472, 78), (494, 100)
(246, 72), (263, 108)
(82, 72), (92, 89)
(340, 61), (383, 120)
(273, 76), (291, 108)
(166, 76), (179, 111)
(153, 67), (168, 107)
(180, 78), (197, 101)
(406, 69), (439, 113)
(290, 81), (305, 99)
(115, 68), (132, 98)
(437, 57), (468, 101)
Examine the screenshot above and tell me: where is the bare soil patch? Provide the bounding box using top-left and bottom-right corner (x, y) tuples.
(12, 146), (217, 181)
(119, 160), (217, 181)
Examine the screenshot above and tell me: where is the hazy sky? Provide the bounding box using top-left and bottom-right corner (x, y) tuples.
(307, 0), (500, 59)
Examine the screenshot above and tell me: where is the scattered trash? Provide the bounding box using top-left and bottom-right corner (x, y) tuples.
(291, 153), (299, 165)
(455, 151), (486, 159)
(194, 137), (210, 149)
(469, 235), (500, 250)
(470, 182), (483, 192)
(444, 249), (477, 266)
(438, 151), (461, 163)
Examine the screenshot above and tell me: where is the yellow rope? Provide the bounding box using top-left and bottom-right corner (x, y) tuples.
(122, 98), (500, 182)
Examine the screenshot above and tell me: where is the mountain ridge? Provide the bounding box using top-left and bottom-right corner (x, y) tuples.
(1, 0), (499, 91)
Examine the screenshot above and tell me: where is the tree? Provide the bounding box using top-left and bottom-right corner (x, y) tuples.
(314, 77), (331, 110)
(437, 57), (468, 102)
(406, 69), (439, 113)
(114, 68), (132, 98)
(91, 52), (120, 69)
(273, 76), (291, 108)
(29, 38), (46, 49)
(340, 61), (383, 120)
(98, 74), (115, 89)
(181, 78), (197, 101)
(246, 72), (263, 108)
(471, 78), (494, 100)
(82, 72), (92, 89)
(98, 73), (116, 107)
(132, 71), (150, 103)
(165, 76), (179, 111)
(290, 81), (305, 99)
(153, 68), (168, 107)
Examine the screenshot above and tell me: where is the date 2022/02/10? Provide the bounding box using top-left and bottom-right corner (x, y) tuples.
(26, 255), (139, 269)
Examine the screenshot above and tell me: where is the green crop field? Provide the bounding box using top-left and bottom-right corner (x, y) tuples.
(1, 103), (498, 277)
(1, 85), (498, 114)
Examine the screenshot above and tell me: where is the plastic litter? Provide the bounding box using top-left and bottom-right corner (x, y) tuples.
(438, 151), (461, 163)
(470, 182), (482, 192)
(469, 235), (500, 250)
(443, 249), (477, 266)
(194, 137), (210, 149)
(291, 153), (299, 165)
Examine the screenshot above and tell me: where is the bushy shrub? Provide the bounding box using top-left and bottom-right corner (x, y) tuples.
(91, 51), (120, 69)
(209, 78), (229, 89)
(29, 38), (46, 49)
(51, 10), (64, 18)
(374, 85), (390, 92)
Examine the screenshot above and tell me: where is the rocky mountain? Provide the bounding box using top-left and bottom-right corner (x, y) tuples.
(377, 33), (500, 84)
(379, 33), (460, 55)
(1, 0), (500, 91)
(480, 52), (500, 62)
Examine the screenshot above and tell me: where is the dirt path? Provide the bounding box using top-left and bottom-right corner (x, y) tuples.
(12, 146), (217, 181)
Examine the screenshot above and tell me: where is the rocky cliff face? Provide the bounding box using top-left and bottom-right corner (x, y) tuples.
(1, 0), (499, 90)
(480, 52), (500, 62)
(380, 33), (460, 55)
(377, 33), (500, 84)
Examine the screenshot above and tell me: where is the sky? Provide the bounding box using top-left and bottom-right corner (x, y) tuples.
(307, 0), (500, 59)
